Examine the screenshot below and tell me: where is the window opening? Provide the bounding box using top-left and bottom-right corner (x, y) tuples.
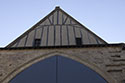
(33, 39), (41, 47)
(76, 38), (82, 46)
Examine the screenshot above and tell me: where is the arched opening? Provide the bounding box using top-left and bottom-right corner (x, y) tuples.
(10, 56), (107, 83)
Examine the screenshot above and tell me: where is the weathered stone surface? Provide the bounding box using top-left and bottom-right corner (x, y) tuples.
(0, 46), (124, 83)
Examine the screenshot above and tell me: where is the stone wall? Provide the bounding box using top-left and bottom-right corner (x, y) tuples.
(0, 46), (124, 83)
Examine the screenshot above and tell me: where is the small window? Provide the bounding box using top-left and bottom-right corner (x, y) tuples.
(33, 39), (41, 47)
(76, 38), (82, 46)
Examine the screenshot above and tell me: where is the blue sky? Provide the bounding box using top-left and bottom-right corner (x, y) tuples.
(0, 0), (125, 47)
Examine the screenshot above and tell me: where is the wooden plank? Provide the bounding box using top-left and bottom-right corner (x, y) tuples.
(59, 11), (62, 24)
(63, 14), (67, 24)
(18, 36), (27, 47)
(88, 33), (97, 44)
(54, 11), (57, 25)
(35, 28), (42, 39)
(40, 19), (50, 25)
(41, 27), (48, 46)
(75, 27), (81, 38)
(74, 24), (82, 28)
(48, 14), (53, 24)
(62, 26), (68, 45)
(65, 18), (70, 24)
(80, 28), (90, 44)
(71, 20), (76, 24)
(55, 26), (60, 46)
(98, 39), (104, 44)
(11, 43), (17, 47)
(68, 26), (75, 45)
(26, 30), (35, 46)
(48, 26), (54, 46)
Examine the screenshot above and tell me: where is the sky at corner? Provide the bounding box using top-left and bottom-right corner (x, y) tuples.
(0, 0), (125, 47)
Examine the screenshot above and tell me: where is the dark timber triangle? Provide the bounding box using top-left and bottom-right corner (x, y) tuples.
(6, 6), (107, 48)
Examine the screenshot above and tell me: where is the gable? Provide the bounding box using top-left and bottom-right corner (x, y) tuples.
(6, 7), (107, 48)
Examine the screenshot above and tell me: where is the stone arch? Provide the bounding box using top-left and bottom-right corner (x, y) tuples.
(2, 51), (116, 83)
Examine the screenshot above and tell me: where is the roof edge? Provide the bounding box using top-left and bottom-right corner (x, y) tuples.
(1, 43), (124, 50)
(6, 7), (57, 48)
(58, 7), (107, 44)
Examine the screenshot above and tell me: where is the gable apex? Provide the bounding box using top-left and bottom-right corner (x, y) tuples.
(55, 6), (60, 9)
(6, 7), (107, 48)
